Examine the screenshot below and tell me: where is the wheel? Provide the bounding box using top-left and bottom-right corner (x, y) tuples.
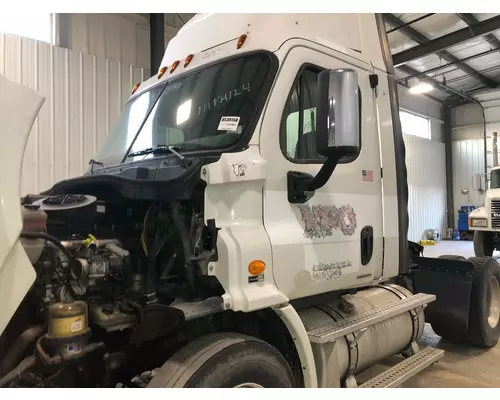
(437, 255), (467, 261)
(147, 333), (296, 388)
(466, 257), (500, 347)
(473, 231), (494, 257)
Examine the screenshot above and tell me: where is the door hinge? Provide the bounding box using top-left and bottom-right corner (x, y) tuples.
(369, 74), (379, 89)
(380, 167), (383, 179)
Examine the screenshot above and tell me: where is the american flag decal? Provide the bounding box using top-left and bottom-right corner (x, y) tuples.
(362, 170), (373, 182)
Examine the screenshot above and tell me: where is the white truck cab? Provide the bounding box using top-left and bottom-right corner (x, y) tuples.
(469, 163), (500, 256)
(0, 13), (498, 389)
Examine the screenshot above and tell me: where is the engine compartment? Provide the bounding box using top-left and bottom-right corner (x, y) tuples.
(0, 191), (225, 387)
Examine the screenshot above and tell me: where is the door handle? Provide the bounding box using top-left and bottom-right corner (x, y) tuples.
(361, 226), (374, 266)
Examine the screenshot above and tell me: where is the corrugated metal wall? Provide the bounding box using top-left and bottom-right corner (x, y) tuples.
(64, 14), (151, 69)
(0, 32), (149, 195)
(404, 133), (447, 242)
(451, 139), (486, 227)
(63, 14), (188, 70)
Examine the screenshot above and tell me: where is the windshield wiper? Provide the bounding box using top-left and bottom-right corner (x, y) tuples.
(127, 145), (191, 168)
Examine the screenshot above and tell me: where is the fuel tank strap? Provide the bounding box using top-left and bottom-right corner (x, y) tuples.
(315, 302), (360, 383)
(379, 284), (423, 349)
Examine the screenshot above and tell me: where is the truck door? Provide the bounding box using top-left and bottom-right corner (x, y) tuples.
(260, 46), (383, 299)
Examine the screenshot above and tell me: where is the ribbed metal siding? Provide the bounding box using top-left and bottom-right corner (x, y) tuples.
(0, 33), (148, 196)
(452, 139), (485, 228)
(403, 134), (447, 242)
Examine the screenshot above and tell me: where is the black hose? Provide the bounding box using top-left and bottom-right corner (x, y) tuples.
(0, 356), (35, 387)
(21, 232), (78, 299)
(0, 326), (43, 378)
(144, 240), (159, 304)
(171, 201), (198, 295)
(20, 232), (73, 261)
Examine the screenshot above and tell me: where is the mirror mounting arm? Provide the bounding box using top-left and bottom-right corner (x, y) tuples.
(287, 156), (339, 204)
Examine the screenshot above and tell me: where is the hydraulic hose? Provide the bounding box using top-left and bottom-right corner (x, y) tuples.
(0, 325), (43, 378)
(171, 201), (198, 295)
(0, 356), (35, 387)
(20, 231), (78, 299)
(20, 232), (73, 261)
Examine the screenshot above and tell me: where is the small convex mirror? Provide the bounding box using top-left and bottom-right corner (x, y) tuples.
(316, 68), (360, 159)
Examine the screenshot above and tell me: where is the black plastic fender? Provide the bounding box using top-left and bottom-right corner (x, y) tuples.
(411, 257), (474, 331)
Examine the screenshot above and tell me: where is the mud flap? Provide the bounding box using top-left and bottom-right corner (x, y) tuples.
(411, 257), (473, 331)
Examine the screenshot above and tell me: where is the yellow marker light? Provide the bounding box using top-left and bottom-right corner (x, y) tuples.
(170, 60), (180, 73)
(158, 66), (168, 79)
(131, 82), (141, 95)
(184, 54), (194, 68)
(237, 34), (247, 49)
(248, 260), (266, 276)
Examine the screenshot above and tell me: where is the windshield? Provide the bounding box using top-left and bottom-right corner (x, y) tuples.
(491, 170), (500, 189)
(93, 52), (274, 167)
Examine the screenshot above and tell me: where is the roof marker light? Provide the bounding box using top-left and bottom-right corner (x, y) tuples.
(158, 66), (168, 79)
(237, 34), (247, 49)
(184, 54), (194, 68)
(131, 83), (141, 95)
(170, 60), (180, 73)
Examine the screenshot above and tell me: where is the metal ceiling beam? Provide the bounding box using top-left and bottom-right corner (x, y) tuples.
(457, 13), (500, 50)
(447, 84), (500, 106)
(384, 14), (497, 89)
(400, 47), (500, 81)
(392, 15), (500, 67)
(386, 14), (434, 34)
(399, 64), (475, 104)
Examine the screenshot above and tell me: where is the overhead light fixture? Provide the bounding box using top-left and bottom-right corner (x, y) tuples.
(409, 82), (433, 94)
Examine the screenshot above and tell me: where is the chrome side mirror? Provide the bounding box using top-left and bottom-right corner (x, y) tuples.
(316, 69), (360, 159)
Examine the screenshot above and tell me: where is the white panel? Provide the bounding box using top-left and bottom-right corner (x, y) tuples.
(404, 134), (447, 242)
(452, 139), (485, 229)
(0, 32), (149, 195)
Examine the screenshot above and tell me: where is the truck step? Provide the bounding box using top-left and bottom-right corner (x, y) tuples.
(308, 293), (435, 344)
(359, 347), (444, 388)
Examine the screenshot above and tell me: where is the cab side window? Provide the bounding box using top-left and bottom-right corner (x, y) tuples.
(280, 68), (324, 162)
(280, 66), (361, 163)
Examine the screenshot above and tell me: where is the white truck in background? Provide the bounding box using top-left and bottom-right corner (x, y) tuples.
(1, 13), (499, 388)
(469, 132), (500, 256)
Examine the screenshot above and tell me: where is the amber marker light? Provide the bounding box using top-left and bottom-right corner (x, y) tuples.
(184, 54), (194, 68)
(170, 60), (180, 73)
(248, 260), (266, 276)
(158, 66), (167, 79)
(237, 34), (247, 49)
(131, 83), (141, 94)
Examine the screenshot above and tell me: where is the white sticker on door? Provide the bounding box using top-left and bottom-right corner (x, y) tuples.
(218, 116), (240, 131)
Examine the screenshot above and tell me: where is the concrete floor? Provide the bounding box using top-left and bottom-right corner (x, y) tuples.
(361, 241), (500, 388)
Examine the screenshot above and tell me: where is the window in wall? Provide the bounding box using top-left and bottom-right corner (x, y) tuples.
(400, 110), (431, 140)
(0, 13), (53, 43)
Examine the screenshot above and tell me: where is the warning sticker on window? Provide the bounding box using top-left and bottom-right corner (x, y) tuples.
(218, 116), (240, 131)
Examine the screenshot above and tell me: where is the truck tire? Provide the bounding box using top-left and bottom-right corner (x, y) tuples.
(473, 231), (494, 257)
(466, 257), (500, 348)
(437, 255), (467, 261)
(147, 333), (295, 388)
